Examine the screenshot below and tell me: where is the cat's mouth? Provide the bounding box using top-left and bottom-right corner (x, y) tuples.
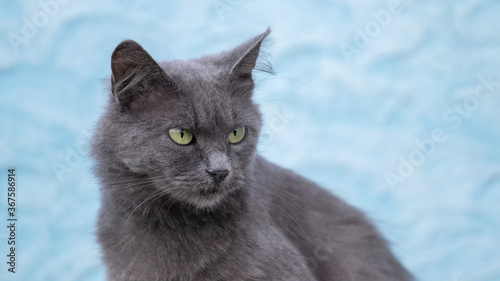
(196, 180), (233, 199)
(199, 186), (221, 196)
(188, 186), (232, 208)
(157, 175), (237, 209)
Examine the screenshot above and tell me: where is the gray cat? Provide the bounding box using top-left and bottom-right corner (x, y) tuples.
(92, 29), (413, 281)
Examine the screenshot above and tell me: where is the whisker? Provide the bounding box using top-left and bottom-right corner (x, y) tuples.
(125, 189), (168, 224)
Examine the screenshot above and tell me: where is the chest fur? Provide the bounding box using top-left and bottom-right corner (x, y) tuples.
(98, 208), (263, 280)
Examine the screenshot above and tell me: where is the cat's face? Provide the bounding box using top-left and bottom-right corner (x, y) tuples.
(97, 30), (270, 209)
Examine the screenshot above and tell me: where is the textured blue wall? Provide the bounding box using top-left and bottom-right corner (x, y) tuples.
(1, 1), (500, 280)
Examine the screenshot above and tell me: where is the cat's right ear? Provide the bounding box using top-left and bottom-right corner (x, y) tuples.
(110, 40), (170, 109)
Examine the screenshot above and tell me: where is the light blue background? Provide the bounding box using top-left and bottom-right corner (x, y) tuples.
(1, 0), (500, 280)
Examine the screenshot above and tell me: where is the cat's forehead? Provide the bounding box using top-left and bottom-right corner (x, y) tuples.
(158, 60), (242, 130)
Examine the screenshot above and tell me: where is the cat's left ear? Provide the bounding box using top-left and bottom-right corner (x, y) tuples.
(228, 28), (271, 81)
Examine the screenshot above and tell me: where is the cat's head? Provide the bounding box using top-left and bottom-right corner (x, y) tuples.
(94, 29), (271, 209)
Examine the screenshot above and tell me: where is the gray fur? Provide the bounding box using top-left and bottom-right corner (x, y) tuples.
(92, 29), (413, 281)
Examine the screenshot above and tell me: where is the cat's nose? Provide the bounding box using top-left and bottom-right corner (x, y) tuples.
(206, 169), (229, 184)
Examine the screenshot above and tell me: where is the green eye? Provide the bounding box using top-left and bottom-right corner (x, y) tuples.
(168, 128), (193, 145)
(228, 126), (245, 144)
